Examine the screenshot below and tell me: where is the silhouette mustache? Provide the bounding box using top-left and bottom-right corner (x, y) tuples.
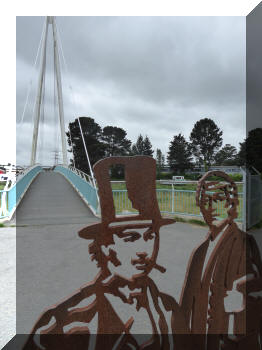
(131, 252), (166, 273)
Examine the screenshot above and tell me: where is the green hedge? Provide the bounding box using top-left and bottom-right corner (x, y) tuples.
(111, 172), (243, 182)
(157, 172), (173, 180)
(207, 173), (243, 182)
(184, 173), (202, 181)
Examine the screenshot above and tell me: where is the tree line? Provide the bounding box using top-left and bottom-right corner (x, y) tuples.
(167, 119), (262, 174)
(66, 117), (262, 176)
(66, 117), (154, 177)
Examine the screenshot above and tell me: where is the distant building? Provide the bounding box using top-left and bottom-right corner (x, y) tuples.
(161, 164), (243, 175)
(188, 165), (242, 175)
(0, 164), (24, 174)
(208, 165), (242, 174)
(160, 165), (171, 173)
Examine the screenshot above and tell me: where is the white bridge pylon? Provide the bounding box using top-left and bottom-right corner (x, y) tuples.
(30, 16), (68, 166)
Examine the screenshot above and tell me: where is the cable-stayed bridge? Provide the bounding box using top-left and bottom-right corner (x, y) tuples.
(2, 16), (246, 227)
(1, 17), (99, 222)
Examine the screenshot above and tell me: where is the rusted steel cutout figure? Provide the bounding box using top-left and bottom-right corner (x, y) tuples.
(23, 157), (262, 350)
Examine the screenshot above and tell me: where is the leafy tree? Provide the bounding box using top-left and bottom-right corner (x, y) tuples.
(167, 134), (192, 174)
(190, 118), (223, 170)
(102, 126), (132, 179)
(132, 134), (154, 156)
(66, 117), (105, 173)
(246, 128), (262, 172)
(102, 126), (132, 157)
(214, 144), (238, 165)
(156, 149), (165, 176)
(143, 136), (154, 156)
(237, 140), (246, 166)
(236, 129), (262, 172)
(131, 135), (143, 155)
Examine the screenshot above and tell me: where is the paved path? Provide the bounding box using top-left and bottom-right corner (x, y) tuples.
(15, 220), (207, 335)
(7, 222), (262, 348)
(0, 227), (16, 349)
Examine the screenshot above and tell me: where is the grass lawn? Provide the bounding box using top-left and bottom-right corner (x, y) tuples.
(111, 181), (243, 193)
(0, 182), (6, 190)
(111, 181), (244, 221)
(111, 182), (198, 191)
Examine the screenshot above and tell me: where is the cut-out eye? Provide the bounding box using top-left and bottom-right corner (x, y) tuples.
(212, 193), (226, 202)
(117, 231), (141, 242)
(143, 228), (155, 241)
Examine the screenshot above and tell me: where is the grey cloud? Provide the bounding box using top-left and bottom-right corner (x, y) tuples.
(16, 16), (245, 166)
(54, 16), (245, 105)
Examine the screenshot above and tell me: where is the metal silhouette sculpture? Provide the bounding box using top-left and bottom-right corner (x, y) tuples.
(180, 171), (262, 350)
(23, 158), (262, 350)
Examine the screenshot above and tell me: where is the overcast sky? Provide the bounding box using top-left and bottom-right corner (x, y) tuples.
(16, 16), (246, 166)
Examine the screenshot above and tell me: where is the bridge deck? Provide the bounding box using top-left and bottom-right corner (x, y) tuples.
(16, 170), (100, 334)
(16, 170), (96, 226)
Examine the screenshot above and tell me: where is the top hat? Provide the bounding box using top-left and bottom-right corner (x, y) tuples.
(79, 156), (175, 240)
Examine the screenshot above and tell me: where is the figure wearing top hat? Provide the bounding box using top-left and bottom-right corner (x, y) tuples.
(23, 156), (183, 350)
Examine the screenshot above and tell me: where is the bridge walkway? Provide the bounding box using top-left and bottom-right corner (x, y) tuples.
(16, 170), (96, 226)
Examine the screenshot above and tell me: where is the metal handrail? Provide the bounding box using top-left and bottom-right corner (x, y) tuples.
(54, 165), (100, 215)
(15, 164), (41, 186)
(0, 164), (42, 219)
(68, 165), (97, 188)
(112, 188), (244, 222)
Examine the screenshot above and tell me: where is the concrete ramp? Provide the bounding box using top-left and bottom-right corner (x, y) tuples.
(16, 171), (96, 226)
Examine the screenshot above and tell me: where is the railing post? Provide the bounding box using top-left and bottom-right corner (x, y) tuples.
(2, 191), (7, 217)
(171, 183), (174, 213)
(241, 167), (247, 231)
(1, 192), (5, 217)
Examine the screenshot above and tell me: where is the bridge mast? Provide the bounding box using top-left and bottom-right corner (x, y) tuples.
(30, 16), (68, 166)
(30, 17), (48, 165)
(51, 17), (68, 166)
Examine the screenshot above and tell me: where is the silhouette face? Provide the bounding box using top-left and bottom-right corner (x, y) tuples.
(102, 223), (159, 279)
(197, 176), (239, 228)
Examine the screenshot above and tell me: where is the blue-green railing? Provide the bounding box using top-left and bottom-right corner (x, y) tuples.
(0, 191), (8, 218)
(54, 165), (99, 215)
(112, 189), (244, 222)
(0, 165), (42, 219)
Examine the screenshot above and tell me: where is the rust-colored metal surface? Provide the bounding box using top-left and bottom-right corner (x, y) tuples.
(23, 159), (262, 350)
